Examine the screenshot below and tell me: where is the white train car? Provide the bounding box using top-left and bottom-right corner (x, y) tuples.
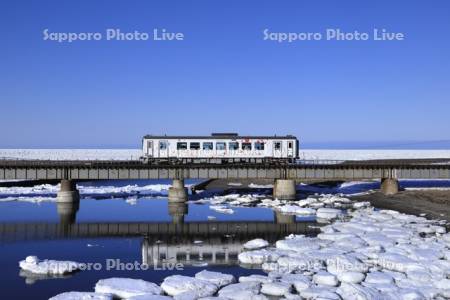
(141, 133), (299, 163)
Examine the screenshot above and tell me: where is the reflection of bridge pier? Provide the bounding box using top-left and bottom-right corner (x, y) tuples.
(57, 201), (79, 225)
(274, 211), (296, 224)
(168, 202), (188, 224)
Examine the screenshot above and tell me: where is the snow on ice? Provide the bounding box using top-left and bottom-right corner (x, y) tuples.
(19, 256), (81, 275)
(49, 292), (113, 300)
(95, 278), (162, 298)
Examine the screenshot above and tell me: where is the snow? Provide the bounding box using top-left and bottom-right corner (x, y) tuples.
(49, 292), (113, 300)
(298, 149), (450, 161)
(239, 275), (272, 284)
(312, 271), (339, 286)
(209, 205), (234, 214)
(337, 271), (366, 284)
(248, 183), (273, 189)
(299, 287), (341, 300)
(0, 149), (141, 160)
(0, 183), (171, 201)
(277, 206), (315, 215)
(217, 282), (262, 300)
(94, 278), (162, 298)
(316, 208), (343, 220)
(19, 256), (81, 275)
(260, 282), (292, 296)
(243, 239), (269, 250)
(161, 275), (218, 297)
(238, 249), (280, 265)
(337, 282), (383, 299)
(127, 296), (173, 300)
(195, 270), (235, 287)
(232, 194), (450, 299)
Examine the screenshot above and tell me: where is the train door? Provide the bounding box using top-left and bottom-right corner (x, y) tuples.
(146, 140), (154, 157)
(216, 141), (226, 157)
(158, 140), (169, 158)
(287, 141), (294, 158)
(273, 141), (282, 158)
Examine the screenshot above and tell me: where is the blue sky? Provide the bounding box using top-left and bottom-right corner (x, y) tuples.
(0, 0), (449, 148)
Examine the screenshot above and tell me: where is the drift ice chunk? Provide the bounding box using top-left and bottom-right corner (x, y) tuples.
(260, 282), (292, 296)
(238, 249), (280, 265)
(243, 239), (269, 250)
(337, 271), (365, 284)
(195, 270), (235, 287)
(161, 275), (218, 297)
(279, 274), (312, 292)
(128, 296), (173, 300)
(364, 271), (394, 285)
(95, 278), (162, 299)
(313, 271), (339, 287)
(19, 256), (81, 275)
(49, 292), (112, 300)
(337, 282), (382, 299)
(299, 287), (341, 300)
(276, 237), (321, 252)
(218, 282), (263, 300)
(239, 275), (272, 284)
(316, 208), (342, 220)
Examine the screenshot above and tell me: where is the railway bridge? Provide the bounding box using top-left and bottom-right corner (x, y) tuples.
(1, 158), (450, 202)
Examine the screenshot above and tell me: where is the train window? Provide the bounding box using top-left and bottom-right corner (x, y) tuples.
(203, 142), (213, 150)
(216, 142), (226, 150)
(177, 142), (187, 150)
(229, 142), (239, 150)
(255, 142), (265, 150)
(288, 141), (293, 149)
(242, 142), (252, 150)
(190, 142), (200, 150)
(274, 142), (281, 150)
(159, 141), (167, 150)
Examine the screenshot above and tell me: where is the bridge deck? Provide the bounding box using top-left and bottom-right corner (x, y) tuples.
(0, 159), (449, 180)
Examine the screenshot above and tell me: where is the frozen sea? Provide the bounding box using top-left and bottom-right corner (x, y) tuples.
(1, 148), (450, 161)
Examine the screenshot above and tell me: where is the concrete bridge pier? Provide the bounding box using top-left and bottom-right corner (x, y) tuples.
(273, 179), (296, 200)
(381, 178), (399, 195)
(57, 180), (80, 203)
(168, 179), (188, 202)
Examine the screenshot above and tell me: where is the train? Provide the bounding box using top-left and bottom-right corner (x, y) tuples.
(141, 133), (299, 163)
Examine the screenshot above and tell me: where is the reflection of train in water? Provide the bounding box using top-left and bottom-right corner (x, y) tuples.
(141, 133), (299, 163)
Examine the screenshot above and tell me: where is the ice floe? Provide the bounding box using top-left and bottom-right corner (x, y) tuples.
(218, 281), (264, 300)
(19, 256), (81, 275)
(260, 281), (291, 296)
(195, 270), (235, 287)
(209, 205), (234, 214)
(161, 275), (218, 297)
(95, 278), (162, 298)
(49, 292), (113, 300)
(234, 194), (450, 299)
(243, 238), (269, 250)
(0, 183), (172, 201)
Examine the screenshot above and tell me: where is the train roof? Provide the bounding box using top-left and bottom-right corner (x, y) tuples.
(143, 133), (297, 140)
